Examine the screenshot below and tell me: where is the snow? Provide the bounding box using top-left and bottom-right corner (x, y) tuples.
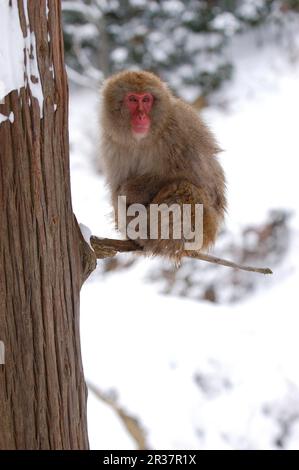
(69, 29), (299, 450)
(0, 113), (8, 124)
(0, 0), (44, 117)
(79, 263), (299, 449)
(79, 223), (93, 249)
(161, 1), (184, 15)
(62, 1), (102, 20)
(0, 340), (4, 365)
(23, 1), (44, 117)
(212, 12), (240, 36)
(237, 0), (265, 20)
(0, 111), (14, 124)
(0, 1), (25, 101)
(204, 29), (299, 230)
(111, 48), (129, 63)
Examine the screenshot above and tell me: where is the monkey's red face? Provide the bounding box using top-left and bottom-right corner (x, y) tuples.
(124, 92), (154, 136)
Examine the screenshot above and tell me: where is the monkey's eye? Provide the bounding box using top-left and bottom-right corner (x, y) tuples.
(142, 96), (150, 103)
(128, 96), (138, 102)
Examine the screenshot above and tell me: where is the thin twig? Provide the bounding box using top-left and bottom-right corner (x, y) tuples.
(187, 251), (273, 275)
(90, 236), (273, 275)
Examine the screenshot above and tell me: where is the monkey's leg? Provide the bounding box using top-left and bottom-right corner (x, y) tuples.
(134, 180), (222, 261)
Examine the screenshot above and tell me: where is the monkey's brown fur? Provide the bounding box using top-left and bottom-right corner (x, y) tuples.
(100, 70), (226, 261)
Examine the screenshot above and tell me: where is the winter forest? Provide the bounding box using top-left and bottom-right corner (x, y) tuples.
(1, 0), (299, 451)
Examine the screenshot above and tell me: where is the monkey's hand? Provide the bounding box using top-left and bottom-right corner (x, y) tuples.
(134, 180), (222, 262)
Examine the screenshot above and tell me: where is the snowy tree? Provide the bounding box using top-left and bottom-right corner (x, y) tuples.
(0, 0), (96, 449)
(61, 0), (283, 101)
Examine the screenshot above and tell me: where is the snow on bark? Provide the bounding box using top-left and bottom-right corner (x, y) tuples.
(0, 0), (44, 117)
(0, 111), (14, 124)
(79, 223), (93, 249)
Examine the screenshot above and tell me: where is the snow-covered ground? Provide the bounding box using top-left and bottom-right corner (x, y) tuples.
(69, 28), (299, 450)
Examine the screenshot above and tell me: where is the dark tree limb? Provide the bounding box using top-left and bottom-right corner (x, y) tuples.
(90, 236), (273, 275)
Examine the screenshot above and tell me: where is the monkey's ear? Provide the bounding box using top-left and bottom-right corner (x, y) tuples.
(100, 79), (126, 113)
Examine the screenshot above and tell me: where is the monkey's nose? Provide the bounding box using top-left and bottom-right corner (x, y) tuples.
(137, 113), (146, 121)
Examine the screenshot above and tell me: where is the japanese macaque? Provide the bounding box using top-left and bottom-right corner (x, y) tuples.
(100, 70), (226, 261)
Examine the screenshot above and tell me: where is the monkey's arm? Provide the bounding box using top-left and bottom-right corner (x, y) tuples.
(116, 174), (167, 206)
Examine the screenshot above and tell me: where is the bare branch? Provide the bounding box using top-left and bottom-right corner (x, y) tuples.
(187, 251), (273, 275)
(90, 236), (273, 275)
(87, 381), (148, 450)
(90, 236), (140, 258)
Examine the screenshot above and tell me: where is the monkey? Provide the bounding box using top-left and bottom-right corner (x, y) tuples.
(100, 70), (226, 262)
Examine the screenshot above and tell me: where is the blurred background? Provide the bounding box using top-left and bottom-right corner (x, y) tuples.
(63, 0), (299, 449)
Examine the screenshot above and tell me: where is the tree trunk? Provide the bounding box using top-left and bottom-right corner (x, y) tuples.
(0, 0), (96, 449)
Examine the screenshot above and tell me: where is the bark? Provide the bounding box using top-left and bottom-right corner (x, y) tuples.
(0, 0), (96, 449)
